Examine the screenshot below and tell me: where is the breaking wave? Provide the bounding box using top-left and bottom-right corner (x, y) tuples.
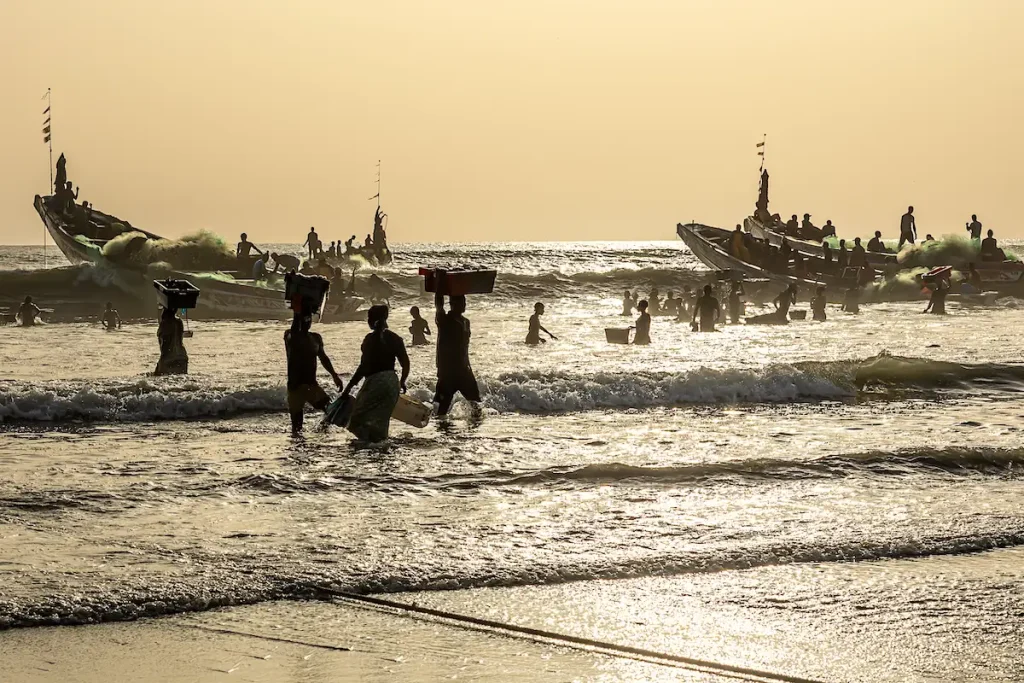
(3, 526), (1023, 629)
(1, 355), (1023, 424)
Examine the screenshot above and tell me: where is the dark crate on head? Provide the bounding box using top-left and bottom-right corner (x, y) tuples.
(153, 279), (200, 310)
(419, 268), (497, 296)
(285, 272), (331, 314)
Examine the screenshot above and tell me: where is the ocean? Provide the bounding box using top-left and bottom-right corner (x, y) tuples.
(1, 241), (1023, 681)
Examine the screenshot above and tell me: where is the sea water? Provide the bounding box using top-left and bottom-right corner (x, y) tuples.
(1, 242), (1023, 681)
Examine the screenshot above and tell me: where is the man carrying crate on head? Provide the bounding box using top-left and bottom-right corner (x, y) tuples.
(433, 290), (481, 417)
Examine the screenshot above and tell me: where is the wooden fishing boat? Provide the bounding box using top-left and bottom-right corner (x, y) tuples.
(33, 195), (365, 320)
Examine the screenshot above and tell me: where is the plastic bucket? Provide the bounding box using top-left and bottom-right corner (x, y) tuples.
(605, 328), (631, 344)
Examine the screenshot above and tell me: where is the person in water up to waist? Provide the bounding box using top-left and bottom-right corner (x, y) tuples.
(284, 310), (343, 434)
(433, 283), (481, 416)
(898, 206), (917, 249)
(342, 305), (410, 442)
(101, 302), (121, 329)
(692, 284), (720, 332)
(632, 300), (651, 344)
(17, 296), (41, 327)
(155, 306), (188, 376)
(811, 286), (827, 322)
(409, 306), (431, 346)
(525, 302), (557, 345)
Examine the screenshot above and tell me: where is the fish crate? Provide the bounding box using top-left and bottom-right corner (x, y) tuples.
(153, 279), (200, 310)
(789, 310), (807, 320)
(285, 272), (331, 313)
(605, 328), (632, 344)
(392, 394), (431, 428)
(419, 268), (497, 295)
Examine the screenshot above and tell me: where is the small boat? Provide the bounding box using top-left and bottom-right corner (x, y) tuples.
(34, 195), (365, 320)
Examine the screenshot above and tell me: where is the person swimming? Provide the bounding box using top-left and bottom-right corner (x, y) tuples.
(632, 300), (651, 345)
(101, 302), (121, 329)
(811, 286), (827, 321)
(409, 306), (431, 346)
(692, 284), (721, 332)
(525, 302), (557, 345)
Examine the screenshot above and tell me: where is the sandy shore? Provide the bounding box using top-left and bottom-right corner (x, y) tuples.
(0, 599), (720, 682)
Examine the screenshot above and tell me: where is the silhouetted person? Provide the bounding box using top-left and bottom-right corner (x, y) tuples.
(304, 228), (321, 260)
(434, 287), (481, 416)
(373, 206), (387, 248)
(867, 231), (886, 253)
(342, 305), (410, 442)
(837, 239), (848, 271)
(924, 278), (949, 315)
(364, 234), (373, 249)
(17, 296), (41, 327)
(980, 229), (1003, 261)
(849, 237), (867, 268)
(811, 286), (827, 321)
(775, 284), (797, 320)
(621, 290), (635, 316)
(633, 300), (651, 344)
(251, 253), (270, 281)
(54, 153), (67, 194)
(692, 284), (721, 331)
(648, 288), (661, 315)
(155, 306), (188, 376)
(966, 215), (983, 240)
(237, 233), (261, 259)
(822, 240), (833, 267)
(964, 263), (983, 293)
(102, 302), (121, 329)
(270, 252), (300, 273)
(284, 311), (343, 434)
(924, 234), (935, 242)
(755, 168), (771, 222)
(57, 181), (79, 214)
(821, 220), (836, 238)
(345, 235), (357, 254)
(409, 306), (431, 346)
(526, 302), (556, 345)
(842, 285), (860, 313)
(728, 281), (745, 324)
(800, 213), (817, 240)
(898, 206), (916, 249)
(785, 214), (799, 237)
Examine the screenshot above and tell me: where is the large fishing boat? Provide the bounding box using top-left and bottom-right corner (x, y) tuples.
(33, 195), (364, 320)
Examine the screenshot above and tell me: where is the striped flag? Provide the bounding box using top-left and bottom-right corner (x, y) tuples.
(756, 141), (765, 148)
(43, 106), (50, 115)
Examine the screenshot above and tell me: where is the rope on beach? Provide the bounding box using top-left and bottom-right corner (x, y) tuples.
(324, 590), (825, 683)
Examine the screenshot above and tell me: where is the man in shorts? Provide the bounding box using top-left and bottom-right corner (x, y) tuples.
(284, 311), (343, 434)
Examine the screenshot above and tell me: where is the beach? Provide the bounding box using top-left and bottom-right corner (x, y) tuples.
(2, 242), (1024, 681)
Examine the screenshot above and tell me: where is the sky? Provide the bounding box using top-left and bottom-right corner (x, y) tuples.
(1, 0), (1022, 244)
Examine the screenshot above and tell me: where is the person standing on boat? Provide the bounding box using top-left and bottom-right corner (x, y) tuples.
(285, 310), (344, 434)
(849, 237), (867, 268)
(966, 215), (983, 240)
(57, 181), (79, 214)
(822, 241), (834, 269)
(433, 284), (482, 416)
(633, 300), (652, 344)
(342, 305), (410, 442)
(837, 239), (848, 270)
(154, 306), (188, 376)
(898, 206), (917, 249)
(304, 227), (321, 260)
(54, 153), (68, 195)
(17, 296), (41, 327)
(237, 233), (264, 260)
(373, 207), (387, 248)
(800, 214), (818, 241)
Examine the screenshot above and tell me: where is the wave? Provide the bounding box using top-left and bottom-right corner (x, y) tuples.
(3, 526), (1023, 629)
(2, 355), (1023, 424)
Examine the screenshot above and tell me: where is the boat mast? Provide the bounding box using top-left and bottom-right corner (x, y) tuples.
(376, 159), (381, 209)
(42, 88), (52, 268)
(757, 133), (766, 173)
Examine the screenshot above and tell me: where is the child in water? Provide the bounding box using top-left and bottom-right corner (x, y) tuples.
(526, 302), (557, 345)
(409, 306), (431, 346)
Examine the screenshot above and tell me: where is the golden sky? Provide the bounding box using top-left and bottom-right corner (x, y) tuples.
(1, 0), (1022, 245)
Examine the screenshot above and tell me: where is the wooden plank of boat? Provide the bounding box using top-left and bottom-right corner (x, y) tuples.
(744, 215), (898, 267)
